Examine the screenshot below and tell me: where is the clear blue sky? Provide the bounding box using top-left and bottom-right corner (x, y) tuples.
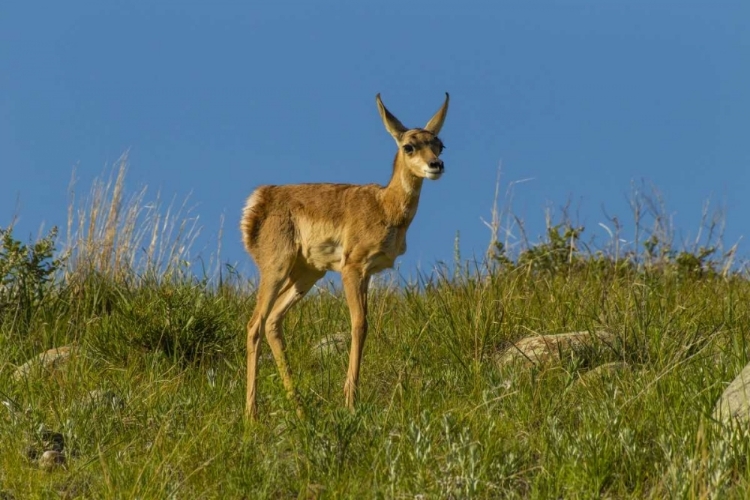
(2, 2), (749, 277)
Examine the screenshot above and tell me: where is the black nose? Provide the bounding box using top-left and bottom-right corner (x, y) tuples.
(429, 159), (444, 170)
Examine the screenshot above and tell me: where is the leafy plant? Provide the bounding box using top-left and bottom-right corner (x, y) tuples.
(0, 226), (65, 324)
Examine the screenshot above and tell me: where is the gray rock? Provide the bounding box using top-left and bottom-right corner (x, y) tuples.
(40, 428), (65, 452)
(497, 331), (616, 367)
(578, 361), (631, 386)
(0, 489), (16, 500)
(713, 362), (750, 423)
(85, 389), (125, 411)
(12, 345), (77, 381)
(39, 450), (65, 470)
(306, 483), (326, 499)
(312, 332), (349, 356)
(564, 361), (632, 403)
(25, 426), (66, 461)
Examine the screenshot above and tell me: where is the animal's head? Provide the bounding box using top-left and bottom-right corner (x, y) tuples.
(376, 93), (449, 180)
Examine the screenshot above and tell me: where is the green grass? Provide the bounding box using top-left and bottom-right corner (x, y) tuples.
(2, 165), (750, 498)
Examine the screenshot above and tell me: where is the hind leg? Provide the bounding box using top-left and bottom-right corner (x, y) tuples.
(246, 275), (286, 418)
(246, 245), (299, 418)
(264, 266), (325, 414)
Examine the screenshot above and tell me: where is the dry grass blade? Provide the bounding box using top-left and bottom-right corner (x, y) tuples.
(63, 152), (201, 283)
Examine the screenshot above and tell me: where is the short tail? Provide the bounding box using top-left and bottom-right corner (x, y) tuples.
(240, 187), (266, 254)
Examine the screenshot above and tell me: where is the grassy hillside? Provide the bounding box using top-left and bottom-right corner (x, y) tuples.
(2, 164), (750, 498)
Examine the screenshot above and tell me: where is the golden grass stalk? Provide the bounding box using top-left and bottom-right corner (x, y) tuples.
(64, 152), (201, 282)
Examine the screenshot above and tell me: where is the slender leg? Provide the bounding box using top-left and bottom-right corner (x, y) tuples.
(246, 310), (263, 418)
(264, 269), (324, 413)
(342, 268), (370, 410)
(246, 274), (288, 419)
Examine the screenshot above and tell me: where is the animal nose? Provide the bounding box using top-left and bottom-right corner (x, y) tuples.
(429, 159), (444, 171)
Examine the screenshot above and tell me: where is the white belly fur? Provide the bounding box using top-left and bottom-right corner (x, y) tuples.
(296, 217), (407, 274)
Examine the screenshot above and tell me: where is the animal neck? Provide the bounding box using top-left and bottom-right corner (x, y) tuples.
(381, 152), (424, 227)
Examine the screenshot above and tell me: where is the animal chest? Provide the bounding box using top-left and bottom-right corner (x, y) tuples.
(364, 225), (408, 274)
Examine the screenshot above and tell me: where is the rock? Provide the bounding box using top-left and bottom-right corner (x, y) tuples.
(578, 362), (630, 386)
(306, 483), (325, 499)
(312, 333), (349, 356)
(12, 345), (77, 381)
(497, 331), (616, 367)
(713, 362), (750, 424)
(25, 426), (66, 461)
(0, 490), (16, 500)
(40, 429), (65, 452)
(39, 450), (65, 470)
(564, 361), (631, 403)
(85, 389), (125, 411)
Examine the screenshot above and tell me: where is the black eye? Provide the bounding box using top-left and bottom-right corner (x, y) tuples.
(403, 144), (415, 154)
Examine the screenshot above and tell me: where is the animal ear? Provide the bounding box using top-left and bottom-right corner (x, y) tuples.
(376, 94), (408, 141)
(424, 93), (449, 135)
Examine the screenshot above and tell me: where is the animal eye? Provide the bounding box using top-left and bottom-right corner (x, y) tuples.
(403, 144), (415, 154)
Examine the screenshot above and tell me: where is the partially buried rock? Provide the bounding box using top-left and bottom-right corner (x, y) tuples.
(306, 483), (326, 499)
(85, 389), (125, 411)
(577, 361), (630, 386)
(25, 426), (65, 463)
(713, 362), (750, 424)
(40, 428), (65, 452)
(39, 450), (65, 471)
(12, 345), (77, 381)
(312, 333), (348, 357)
(497, 331), (616, 367)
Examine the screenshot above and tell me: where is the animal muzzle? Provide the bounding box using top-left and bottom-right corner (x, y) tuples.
(428, 159), (444, 172)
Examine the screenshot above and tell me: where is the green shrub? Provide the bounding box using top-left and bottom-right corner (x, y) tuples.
(0, 226), (65, 325)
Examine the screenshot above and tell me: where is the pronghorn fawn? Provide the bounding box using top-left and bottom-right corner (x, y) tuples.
(241, 93), (449, 418)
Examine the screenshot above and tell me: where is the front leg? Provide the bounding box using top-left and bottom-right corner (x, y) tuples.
(341, 267), (370, 410)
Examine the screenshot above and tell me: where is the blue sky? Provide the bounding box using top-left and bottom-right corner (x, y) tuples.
(2, 2), (748, 278)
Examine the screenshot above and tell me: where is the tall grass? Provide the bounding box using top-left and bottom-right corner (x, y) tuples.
(64, 152), (202, 283)
(2, 161), (750, 498)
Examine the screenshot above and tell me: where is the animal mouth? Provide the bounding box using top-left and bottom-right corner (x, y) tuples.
(424, 166), (444, 180)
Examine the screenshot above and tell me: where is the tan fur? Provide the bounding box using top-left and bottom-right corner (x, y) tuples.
(241, 93), (449, 417)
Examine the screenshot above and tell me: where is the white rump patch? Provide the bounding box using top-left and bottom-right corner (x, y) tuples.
(243, 190), (262, 218)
